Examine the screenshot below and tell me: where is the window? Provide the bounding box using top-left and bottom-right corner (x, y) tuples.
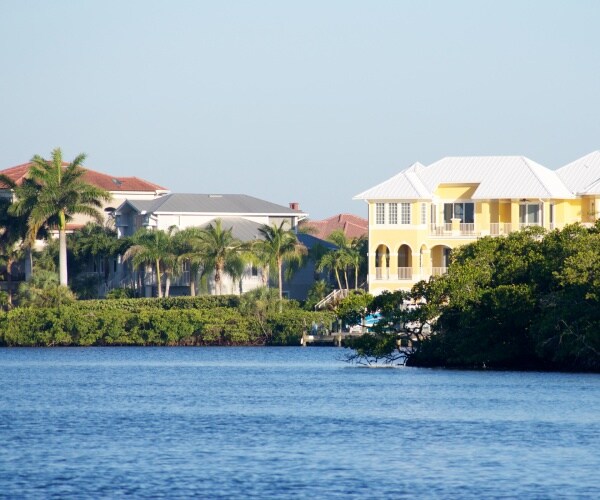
(519, 203), (540, 224)
(420, 203), (427, 225)
(376, 203), (385, 224)
(400, 203), (411, 225)
(388, 203), (398, 224)
(431, 204), (437, 224)
(251, 265), (258, 277)
(443, 202), (474, 223)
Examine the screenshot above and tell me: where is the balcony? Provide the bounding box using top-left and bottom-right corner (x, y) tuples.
(375, 267), (390, 280)
(429, 223), (476, 237)
(490, 223), (513, 235)
(397, 267), (412, 280)
(428, 222), (545, 238)
(431, 267), (448, 276)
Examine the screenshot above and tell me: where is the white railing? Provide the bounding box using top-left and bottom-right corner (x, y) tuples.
(375, 267), (390, 280)
(431, 267), (447, 276)
(490, 223), (513, 235)
(430, 223), (452, 236)
(430, 223), (476, 237)
(315, 289), (349, 310)
(397, 267), (412, 280)
(459, 223), (475, 236)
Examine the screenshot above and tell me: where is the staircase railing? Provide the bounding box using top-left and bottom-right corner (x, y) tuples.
(315, 289), (349, 310)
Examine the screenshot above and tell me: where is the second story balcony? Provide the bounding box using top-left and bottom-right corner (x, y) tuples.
(428, 222), (544, 238)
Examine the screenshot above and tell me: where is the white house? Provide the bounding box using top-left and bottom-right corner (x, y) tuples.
(114, 193), (308, 296)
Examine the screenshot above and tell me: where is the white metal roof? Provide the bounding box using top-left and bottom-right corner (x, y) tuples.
(556, 151), (600, 195)
(355, 156), (575, 201)
(353, 162), (431, 200)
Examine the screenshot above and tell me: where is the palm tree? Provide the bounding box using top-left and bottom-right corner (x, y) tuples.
(0, 174), (44, 281)
(257, 221), (307, 300)
(123, 228), (174, 298)
(172, 226), (205, 296)
(325, 230), (366, 290)
(316, 250), (344, 290)
(197, 219), (244, 295)
(0, 199), (26, 307)
(11, 148), (110, 286)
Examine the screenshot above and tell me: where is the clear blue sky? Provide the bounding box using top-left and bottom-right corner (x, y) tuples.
(1, 1), (599, 219)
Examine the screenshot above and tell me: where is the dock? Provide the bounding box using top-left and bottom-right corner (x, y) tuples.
(300, 331), (364, 347)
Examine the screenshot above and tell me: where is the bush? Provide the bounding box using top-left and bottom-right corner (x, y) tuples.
(0, 298), (334, 347)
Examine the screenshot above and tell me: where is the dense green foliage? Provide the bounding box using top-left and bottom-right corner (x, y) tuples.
(0, 294), (334, 347)
(345, 225), (600, 371)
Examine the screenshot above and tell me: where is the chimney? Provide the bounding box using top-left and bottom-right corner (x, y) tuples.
(289, 202), (300, 211)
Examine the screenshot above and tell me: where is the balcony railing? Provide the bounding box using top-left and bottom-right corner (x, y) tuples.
(429, 223), (475, 237)
(427, 222), (547, 237)
(489, 223), (512, 235)
(397, 267), (412, 280)
(429, 223), (452, 236)
(431, 267), (448, 276)
(375, 267), (390, 280)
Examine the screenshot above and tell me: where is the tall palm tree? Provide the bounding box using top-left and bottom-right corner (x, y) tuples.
(12, 148), (110, 286)
(123, 228), (174, 298)
(197, 219), (244, 295)
(0, 199), (26, 307)
(0, 174), (44, 281)
(257, 221), (307, 300)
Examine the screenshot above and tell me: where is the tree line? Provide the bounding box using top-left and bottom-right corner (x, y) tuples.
(342, 225), (600, 372)
(1, 149), (367, 308)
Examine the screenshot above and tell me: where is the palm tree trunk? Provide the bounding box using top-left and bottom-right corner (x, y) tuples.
(354, 264), (359, 289)
(25, 247), (33, 281)
(190, 274), (196, 296)
(6, 256), (12, 307)
(215, 264), (222, 295)
(277, 258), (283, 300)
(155, 259), (163, 298)
(165, 274), (171, 297)
(334, 268), (342, 290)
(59, 228), (68, 286)
(343, 268), (349, 290)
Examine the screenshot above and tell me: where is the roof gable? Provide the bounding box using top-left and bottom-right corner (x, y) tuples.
(556, 151), (600, 194)
(353, 162), (431, 200)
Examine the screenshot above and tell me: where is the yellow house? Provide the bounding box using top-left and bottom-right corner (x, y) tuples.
(354, 152), (600, 295)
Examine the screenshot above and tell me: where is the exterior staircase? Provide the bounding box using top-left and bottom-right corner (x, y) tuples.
(314, 289), (349, 310)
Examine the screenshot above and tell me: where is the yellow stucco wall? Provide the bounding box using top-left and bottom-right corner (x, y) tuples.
(364, 194), (595, 294)
(434, 184), (479, 199)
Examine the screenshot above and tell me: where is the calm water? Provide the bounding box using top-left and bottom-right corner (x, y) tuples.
(1, 347), (599, 499)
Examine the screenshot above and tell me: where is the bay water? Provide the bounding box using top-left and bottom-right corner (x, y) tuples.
(1, 347), (599, 498)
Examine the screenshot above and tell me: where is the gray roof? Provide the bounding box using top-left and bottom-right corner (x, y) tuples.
(297, 232), (337, 250)
(124, 193), (305, 215)
(200, 218), (266, 242)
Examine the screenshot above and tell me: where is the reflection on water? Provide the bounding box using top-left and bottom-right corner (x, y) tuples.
(1, 347), (599, 498)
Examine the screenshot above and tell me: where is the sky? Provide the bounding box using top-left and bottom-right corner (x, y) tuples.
(1, 1), (599, 219)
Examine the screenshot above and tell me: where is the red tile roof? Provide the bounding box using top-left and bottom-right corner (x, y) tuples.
(300, 213), (368, 241)
(0, 162), (168, 192)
